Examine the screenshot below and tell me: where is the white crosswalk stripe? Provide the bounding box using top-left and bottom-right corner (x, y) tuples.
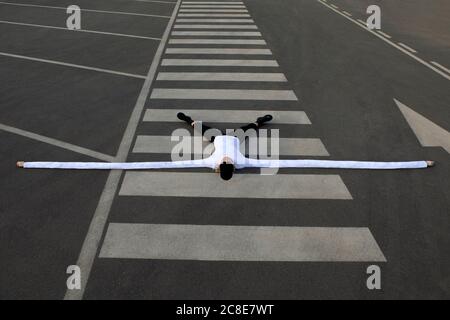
(161, 59), (278, 66)
(169, 38), (266, 44)
(156, 72), (286, 81)
(173, 24), (258, 29)
(100, 224), (385, 261)
(119, 172), (353, 199)
(181, 5), (247, 8)
(143, 109), (309, 123)
(132, 135), (329, 156)
(150, 89), (298, 100)
(96, 0), (385, 264)
(165, 48), (271, 54)
(178, 13), (251, 17)
(171, 31), (261, 36)
(179, 9), (249, 12)
(176, 18), (254, 22)
(182, 2), (245, 4)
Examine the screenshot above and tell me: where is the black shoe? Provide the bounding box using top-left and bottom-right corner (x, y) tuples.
(177, 112), (193, 124)
(256, 114), (273, 126)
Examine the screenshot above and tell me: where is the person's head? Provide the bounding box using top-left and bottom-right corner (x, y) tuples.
(219, 162), (235, 181)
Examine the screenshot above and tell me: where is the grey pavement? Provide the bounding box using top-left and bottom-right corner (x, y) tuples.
(0, 0), (449, 300)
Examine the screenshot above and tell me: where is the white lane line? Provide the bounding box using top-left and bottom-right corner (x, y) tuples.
(178, 13), (250, 17)
(179, 9), (248, 12)
(133, 136), (327, 156)
(430, 61), (450, 75)
(119, 172), (352, 199)
(0, 123), (116, 162)
(64, 0), (182, 301)
(143, 109), (310, 124)
(330, 4), (338, 9)
(100, 224), (385, 262)
(0, 52), (147, 79)
(316, 0), (450, 81)
(165, 48), (271, 54)
(150, 88), (298, 100)
(169, 38), (266, 44)
(356, 19), (366, 26)
(395, 99), (450, 153)
(171, 31), (261, 36)
(176, 18), (254, 22)
(173, 24), (257, 29)
(377, 30), (392, 39)
(156, 72), (286, 81)
(342, 11), (352, 17)
(0, 1), (171, 18)
(161, 59), (278, 66)
(0, 20), (162, 41)
(397, 42), (417, 54)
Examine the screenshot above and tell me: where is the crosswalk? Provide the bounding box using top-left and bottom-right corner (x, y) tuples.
(98, 0), (386, 263)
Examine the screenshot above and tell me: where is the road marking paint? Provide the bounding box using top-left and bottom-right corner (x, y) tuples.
(143, 109), (310, 123)
(0, 1), (170, 18)
(182, 1), (244, 3)
(377, 30), (392, 39)
(135, 0), (176, 3)
(173, 24), (257, 29)
(119, 172), (352, 199)
(176, 18), (254, 22)
(165, 48), (271, 54)
(330, 4), (338, 9)
(63, 0), (182, 301)
(316, 0), (450, 81)
(179, 9), (248, 12)
(156, 72), (286, 81)
(257, 137), (329, 156)
(357, 19), (366, 26)
(395, 99), (450, 153)
(133, 135), (210, 154)
(171, 31), (261, 36)
(0, 123), (116, 162)
(342, 11), (352, 16)
(397, 42), (417, 53)
(150, 88), (298, 100)
(178, 13), (251, 17)
(169, 38), (266, 44)
(0, 52), (147, 79)
(181, 5), (246, 8)
(132, 136), (327, 156)
(161, 59), (278, 66)
(100, 224), (385, 261)
(430, 61), (450, 75)
(0, 20), (161, 40)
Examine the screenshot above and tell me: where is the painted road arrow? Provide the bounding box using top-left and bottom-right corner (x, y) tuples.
(395, 99), (450, 153)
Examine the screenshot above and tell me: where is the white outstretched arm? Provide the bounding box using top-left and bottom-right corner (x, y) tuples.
(244, 159), (433, 170)
(17, 159), (213, 170)
(17, 158), (434, 170)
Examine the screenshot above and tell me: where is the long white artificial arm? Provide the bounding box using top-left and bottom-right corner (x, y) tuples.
(17, 159), (213, 170)
(17, 159), (434, 170)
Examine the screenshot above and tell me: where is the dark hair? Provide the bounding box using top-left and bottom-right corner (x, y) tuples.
(219, 163), (234, 181)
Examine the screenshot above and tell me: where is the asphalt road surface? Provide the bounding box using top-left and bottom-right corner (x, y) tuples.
(0, 0), (449, 300)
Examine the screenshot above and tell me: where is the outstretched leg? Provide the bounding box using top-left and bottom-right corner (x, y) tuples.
(177, 112), (222, 142)
(239, 114), (273, 132)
